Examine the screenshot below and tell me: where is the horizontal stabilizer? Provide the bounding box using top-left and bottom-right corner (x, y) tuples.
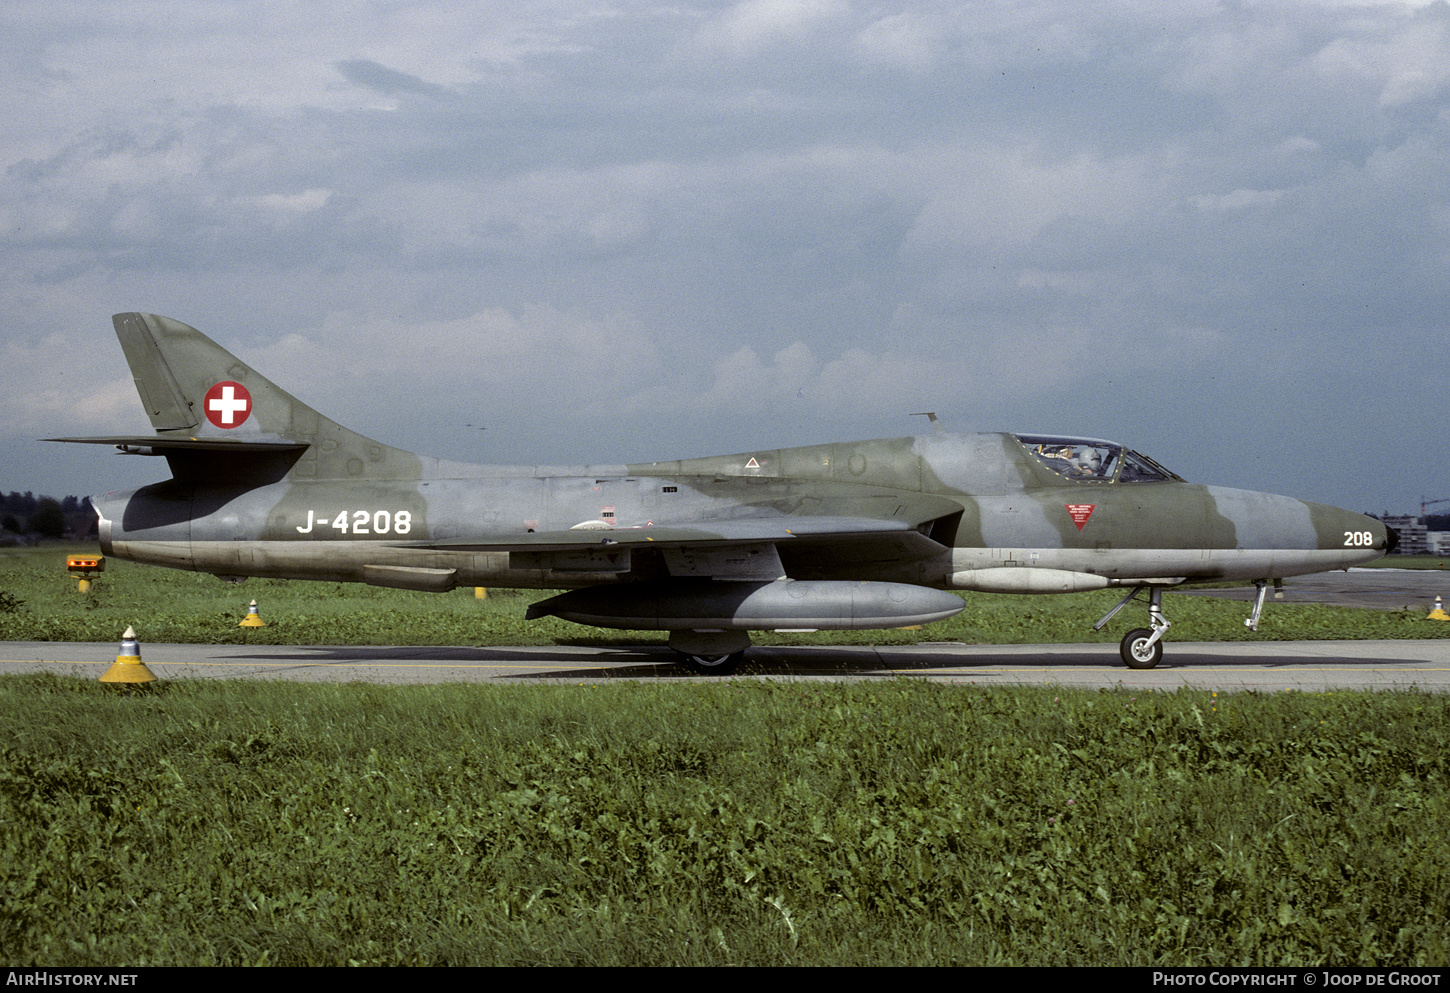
(46, 435), (309, 453)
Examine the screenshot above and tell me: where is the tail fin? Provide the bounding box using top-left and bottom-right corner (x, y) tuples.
(69, 314), (422, 481)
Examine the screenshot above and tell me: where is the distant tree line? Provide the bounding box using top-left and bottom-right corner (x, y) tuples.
(0, 492), (96, 540)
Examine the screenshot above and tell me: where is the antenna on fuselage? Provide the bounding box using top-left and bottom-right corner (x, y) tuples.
(911, 412), (945, 434)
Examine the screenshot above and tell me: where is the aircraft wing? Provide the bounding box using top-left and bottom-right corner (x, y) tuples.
(411, 515), (936, 551)
(401, 511), (956, 579)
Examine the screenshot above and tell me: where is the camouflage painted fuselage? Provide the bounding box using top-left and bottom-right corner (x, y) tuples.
(95, 427), (1387, 594)
(63, 313), (1391, 660)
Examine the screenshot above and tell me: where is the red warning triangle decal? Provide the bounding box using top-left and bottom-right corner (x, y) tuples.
(1066, 504), (1096, 530)
(745, 457), (760, 468)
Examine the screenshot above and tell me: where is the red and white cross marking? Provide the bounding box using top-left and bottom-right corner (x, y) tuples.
(204, 381), (253, 429)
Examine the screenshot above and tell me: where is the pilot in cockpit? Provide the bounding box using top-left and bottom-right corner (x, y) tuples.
(1071, 447), (1102, 477)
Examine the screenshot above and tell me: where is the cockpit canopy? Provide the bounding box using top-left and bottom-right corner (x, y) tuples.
(1014, 434), (1183, 484)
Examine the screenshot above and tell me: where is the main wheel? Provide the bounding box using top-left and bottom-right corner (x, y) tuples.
(1120, 628), (1163, 669)
(678, 650), (745, 675)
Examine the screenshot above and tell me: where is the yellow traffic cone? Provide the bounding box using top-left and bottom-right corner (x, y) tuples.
(239, 599), (267, 627)
(1429, 596), (1449, 621)
(99, 626), (157, 684)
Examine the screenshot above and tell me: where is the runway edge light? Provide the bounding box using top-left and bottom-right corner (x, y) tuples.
(1429, 596), (1449, 621)
(99, 626), (157, 684)
(66, 554), (104, 593)
(239, 599), (267, 627)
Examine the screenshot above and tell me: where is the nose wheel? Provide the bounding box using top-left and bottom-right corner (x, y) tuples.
(1095, 586), (1172, 669)
(1119, 628), (1164, 668)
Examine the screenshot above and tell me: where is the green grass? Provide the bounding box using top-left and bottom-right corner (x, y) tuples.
(2, 544), (1447, 646)
(3, 674), (1448, 966)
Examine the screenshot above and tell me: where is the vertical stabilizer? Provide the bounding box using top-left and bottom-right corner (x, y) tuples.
(110, 313), (423, 480)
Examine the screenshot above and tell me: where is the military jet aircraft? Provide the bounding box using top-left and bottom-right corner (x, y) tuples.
(51, 313), (1396, 673)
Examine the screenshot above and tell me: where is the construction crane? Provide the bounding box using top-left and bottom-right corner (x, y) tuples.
(1422, 496), (1450, 521)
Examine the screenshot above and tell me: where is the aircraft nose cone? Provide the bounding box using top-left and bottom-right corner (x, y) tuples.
(1384, 524), (1399, 555)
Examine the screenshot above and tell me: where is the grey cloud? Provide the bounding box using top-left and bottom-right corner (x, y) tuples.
(336, 59), (448, 97)
(1, 2), (1447, 512)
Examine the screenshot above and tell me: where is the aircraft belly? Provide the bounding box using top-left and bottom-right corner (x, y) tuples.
(1197, 547), (1385, 580)
(949, 548), (1206, 589)
(947, 543), (1383, 591)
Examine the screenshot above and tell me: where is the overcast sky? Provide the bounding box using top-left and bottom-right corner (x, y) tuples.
(3, 0), (1446, 515)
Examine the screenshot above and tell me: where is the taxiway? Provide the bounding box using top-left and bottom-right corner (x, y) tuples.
(2, 638), (1449, 691)
(2, 568), (1446, 691)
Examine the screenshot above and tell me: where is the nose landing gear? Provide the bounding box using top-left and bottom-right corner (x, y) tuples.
(1095, 586), (1171, 669)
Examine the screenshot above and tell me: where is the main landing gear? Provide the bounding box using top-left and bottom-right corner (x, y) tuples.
(676, 650), (746, 675)
(1094, 586), (1171, 669)
(670, 630), (750, 676)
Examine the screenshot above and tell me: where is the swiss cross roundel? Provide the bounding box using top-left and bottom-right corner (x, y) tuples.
(204, 381), (252, 429)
